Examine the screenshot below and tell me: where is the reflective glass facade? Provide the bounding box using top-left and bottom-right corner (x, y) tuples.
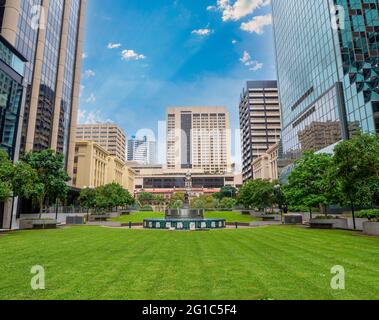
(15, 0), (41, 151)
(272, 0), (379, 162)
(34, 0), (64, 151)
(57, 0), (81, 156)
(0, 36), (25, 159)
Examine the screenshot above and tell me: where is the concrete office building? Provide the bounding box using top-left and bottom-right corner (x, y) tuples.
(271, 0), (379, 167)
(127, 135), (157, 165)
(167, 107), (232, 174)
(239, 81), (281, 181)
(0, 0), (86, 229)
(76, 123), (126, 162)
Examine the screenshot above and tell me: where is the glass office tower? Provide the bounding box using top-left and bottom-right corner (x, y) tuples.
(0, 0), (86, 177)
(271, 0), (378, 163)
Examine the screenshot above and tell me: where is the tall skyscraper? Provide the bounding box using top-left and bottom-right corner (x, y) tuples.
(271, 0), (378, 164)
(239, 81), (281, 181)
(166, 107), (232, 174)
(76, 123), (127, 162)
(127, 136), (157, 165)
(0, 0), (86, 179)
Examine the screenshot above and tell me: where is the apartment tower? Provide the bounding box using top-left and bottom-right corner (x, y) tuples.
(76, 123), (127, 162)
(166, 107), (232, 174)
(0, 0), (86, 176)
(271, 0), (379, 168)
(239, 81), (281, 181)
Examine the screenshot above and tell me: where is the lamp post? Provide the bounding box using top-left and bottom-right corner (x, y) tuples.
(274, 184), (284, 224)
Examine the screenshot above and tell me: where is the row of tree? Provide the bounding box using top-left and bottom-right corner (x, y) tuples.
(283, 133), (379, 218)
(0, 149), (70, 213)
(78, 183), (135, 213)
(236, 133), (379, 222)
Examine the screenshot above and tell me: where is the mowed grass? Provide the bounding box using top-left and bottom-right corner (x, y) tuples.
(111, 212), (164, 223)
(0, 226), (379, 300)
(205, 211), (259, 223)
(111, 211), (257, 223)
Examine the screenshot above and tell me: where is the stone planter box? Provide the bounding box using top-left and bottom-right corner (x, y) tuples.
(261, 215), (280, 222)
(20, 219), (57, 230)
(363, 222), (379, 236)
(310, 218), (348, 230)
(284, 214), (303, 225)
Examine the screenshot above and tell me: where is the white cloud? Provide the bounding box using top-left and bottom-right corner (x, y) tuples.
(82, 52), (88, 59)
(240, 13), (272, 34)
(240, 50), (263, 71)
(79, 85), (85, 98)
(232, 39), (238, 44)
(107, 42), (122, 49)
(85, 93), (96, 104)
(83, 69), (95, 78)
(207, 5), (217, 11)
(215, 0), (271, 22)
(78, 110), (114, 125)
(191, 28), (213, 36)
(121, 49), (146, 61)
(240, 50), (251, 64)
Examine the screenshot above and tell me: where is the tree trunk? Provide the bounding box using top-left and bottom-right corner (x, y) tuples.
(351, 202), (356, 230)
(309, 208), (313, 220)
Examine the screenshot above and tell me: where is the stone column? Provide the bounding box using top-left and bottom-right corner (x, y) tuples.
(25, 0), (50, 152)
(66, 0), (86, 183)
(50, 0), (71, 150)
(1, 0), (21, 45)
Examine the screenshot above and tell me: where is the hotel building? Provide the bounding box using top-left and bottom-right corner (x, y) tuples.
(166, 106), (232, 174)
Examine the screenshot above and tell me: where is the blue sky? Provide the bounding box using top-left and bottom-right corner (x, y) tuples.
(79, 0), (276, 165)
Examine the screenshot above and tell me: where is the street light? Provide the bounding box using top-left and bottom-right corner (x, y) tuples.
(274, 184), (284, 224)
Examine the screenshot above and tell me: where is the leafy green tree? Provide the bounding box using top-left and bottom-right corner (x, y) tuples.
(283, 152), (333, 217)
(0, 150), (13, 201)
(11, 161), (44, 201)
(21, 149), (70, 212)
(137, 192), (154, 206)
(219, 197), (237, 210)
(95, 183), (134, 211)
(214, 186), (238, 200)
(238, 179), (275, 211)
(332, 133), (379, 228)
(191, 197), (205, 209)
(78, 188), (97, 211)
(237, 180), (255, 209)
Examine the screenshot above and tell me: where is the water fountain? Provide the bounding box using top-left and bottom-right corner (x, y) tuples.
(143, 172), (226, 230)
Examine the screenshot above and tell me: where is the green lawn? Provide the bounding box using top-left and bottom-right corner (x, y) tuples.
(1, 226), (378, 300)
(111, 211), (164, 223)
(205, 211), (259, 223)
(111, 211), (257, 223)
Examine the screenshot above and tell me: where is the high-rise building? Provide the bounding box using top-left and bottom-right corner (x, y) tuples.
(76, 123), (126, 162)
(0, 0), (86, 177)
(0, 0), (86, 229)
(239, 81), (281, 181)
(166, 107), (232, 174)
(127, 136), (157, 165)
(271, 0), (379, 167)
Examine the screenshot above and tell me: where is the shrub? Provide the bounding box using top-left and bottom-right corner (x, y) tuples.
(356, 209), (379, 221)
(140, 206), (154, 212)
